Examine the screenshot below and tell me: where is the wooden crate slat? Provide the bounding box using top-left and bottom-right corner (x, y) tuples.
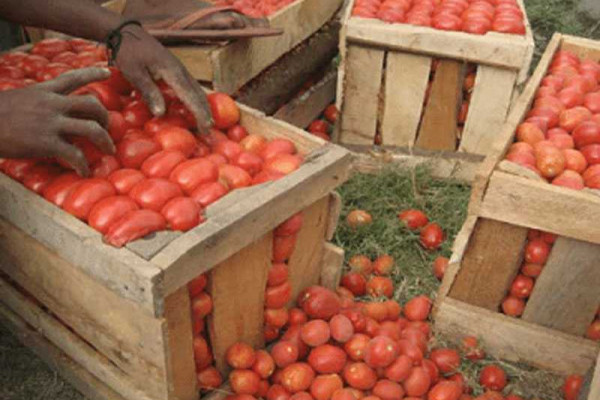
(208, 234), (272, 375)
(561, 35), (600, 62)
(448, 219), (527, 311)
(345, 18), (529, 71)
(459, 65), (518, 155)
(416, 59), (463, 151)
(325, 191), (342, 241)
(287, 196), (331, 305)
(0, 217), (168, 398)
(590, 353), (600, 400)
(480, 172), (600, 245)
(381, 52), (431, 147)
(0, 277), (160, 400)
(522, 237), (600, 336)
(435, 297), (600, 375)
(339, 44), (385, 145)
(0, 302), (128, 400)
(164, 287), (197, 400)
(319, 243), (345, 291)
(152, 144), (352, 298)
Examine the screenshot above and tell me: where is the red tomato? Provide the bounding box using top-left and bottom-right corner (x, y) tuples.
(144, 116), (188, 136)
(275, 213), (303, 236)
(208, 92), (240, 130)
(479, 365), (507, 391)
(280, 363), (315, 393)
(271, 340), (299, 368)
(167, 101), (196, 128)
(197, 367), (222, 390)
(343, 362), (377, 390)
(191, 181), (229, 208)
(433, 256), (449, 280)
(20, 55), (49, 78)
(261, 139), (297, 160)
(193, 334), (213, 369)
(0, 65), (25, 80)
(191, 292), (212, 319)
(42, 172), (82, 206)
(373, 254), (394, 276)
(66, 136), (104, 166)
(88, 195), (139, 234)
(524, 239), (551, 264)
(107, 168), (145, 194)
(129, 178), (182, 211)
(420, 223), (444, 249)
(101, 67), (132, 95)
(108, 111), (128, 143)
(429, 348), (460, 374)
(116, 136), (161, 169)
(329, 314), (354, 343)
(265, 282), (292, 309)
(241, 134), (268, 155)
(301, 319), (331, 347)
(428, 381), (462, 400)
(187, 274), (207, 297)
(92, 155), (120, 178)
(104, 209), (166, 247)
(253, 350), (276, 379)
(219, 164), (252, 189)
(230, 369), (261, 395)
(297, 286), (342, 320)
(228, 125), (249, 142)
(226, 342), (256, 369)
(267, 262), (289, 287)
(62, 178), (116, 220)
(586, 320), (600, 340)
(264, 154), (303, 175)
(364, 336), (399, 368)
(404, 296), (431, 321)
(310, 374), (343, 400)
(273, 234), (297, 262)
(161, 196), (202, 231)
(403, 367), (431, 397)
(31, 39), (71, 60)
(307, 344), (347, 374)
(366, 276), (394, 298)
(384, 354), (412, 382)
(563, 375), (584, 400)
(341, 272), (368, 296)
(214, 140), (243, 161)
(462, 336), (485, 360)
(309, 120), (329, 135)
(265, 308), (289, 328)
(123, 100), (153, 129)
(170, 158), (219, 194)
(502, 295), (525, 317)
(22, 164), (62, 194)
(347, 209), (373, 228)
(74, 82), (122, 111)
(509, 274), (534, 298)
(141, 150), (186, 178)
(155, 126), (197, 157)
(324, 105), (339, 123)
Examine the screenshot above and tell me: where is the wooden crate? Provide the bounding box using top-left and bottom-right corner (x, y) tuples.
(433, 34), (600, 378)
(336, 0), (534, 182)
(0, 104), (352, 400)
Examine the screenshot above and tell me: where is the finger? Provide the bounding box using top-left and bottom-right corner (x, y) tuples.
(159, 64), (212, 134)
(248, 16), (269, 28)
(199, 12), (246, 29)
(36, 68), (111, 94)
(66, 95), (110, 129)
(59, 117), (115, 155)
(50, 139), (90, 177)
(126, 68), (166, 117)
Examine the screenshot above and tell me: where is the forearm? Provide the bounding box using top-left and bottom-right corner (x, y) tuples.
(0, 0), (125, 42)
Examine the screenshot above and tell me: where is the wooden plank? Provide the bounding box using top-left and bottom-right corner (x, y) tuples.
(0, 278), (160, 400)
(326, 191), (342, 241)
(208, 234), (272, 375)
(496, 160), (546, 182)
(435, 297), (600, 375)
(590, 352), (600, 400)
(319, 243), (345, 291)
(0, 173), (162, 315)
(416, 59), (463, 151)
(561, 35), (600, 62)
(514, 0), (535, 84)
(522, 237), (600, 336)
(287, 196), (331, 305)
(152, 144), (352, 298)
(381, 52), (431, 147)
(209, 0), (343, 93)
(273, 68), (337, 129)
(480, 172), (600, 245)
(345, 18), (530, 71)
(0, 217), (169, 399)
(339, 44), (385, 145)
(449, 219), (528, 311)
(459, 66), (517, 155)
(0, 302), (128, 400)
(164, 287), (197, 400)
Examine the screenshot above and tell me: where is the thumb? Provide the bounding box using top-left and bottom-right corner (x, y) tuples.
(36, 68), (112, 94)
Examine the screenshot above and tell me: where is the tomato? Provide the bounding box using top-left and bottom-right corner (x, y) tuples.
(88, 195), (139, 234)
(42, 172), (82, 206)
(363, 302), (389, 323)
(116, 136), (161, 169)
(261, 139), (297, 160)
(297, 286), (342, 320)
(509, 274), (535, 299)
(197, 367), (222, 390)
(267, 262), (289, 287)
(404, 296), (431, 321)
(92, 155), (120, 178)
(226, 342), (256, 369)
(289, 308), (308, 326)
(582, 144), (600, 165)
(427, 381), (462, 400)
(265, 282), (292, 309)
(420, 223), (444, 250)
(228, 125), (249, 142)
(101, 67), (132, 95)
(397, 339), (424, 364)
(219, 164), (252, 189)
(265, 308), (289, 328)
(140, 150), (186, 179)
(306, 344), (347, 374)
(502, 295), (525, 317)
(403, 367), (431, 397)
(20, 55), (49, 78)
(347, 210), (373, 228)
(241, 134), (268, 155)
(62, 178), (116, 220)
(430, 348), (460, 374)
(144, 116), (188, 136)
(341, 273), (367, 296)
(167, 101), (196, 128)
(328, 314), (353, 344)
(366, 276), (394, 298)
(161, 196), (201, 231)
(300, 320), (331, 347)
(275, 213), (303, 236)
(372, 255), (394, 276)
(207, 92), (240, 130)
(230, 370), (261, 395)
(23, 164), (62, 194)
(309, 120), (329, 135)
(123, 100), (153, 129)
(191, 181), (229, 207)
(107, 169), (145, 194)
(364, 336), (398, 368)
(586, 320), (600, 340)
(129, 178), (182, 211)
(107, 111), (128, 143)
(521, 262), (544, 278)
(432, 256), (449, 280)
(310, 374), (343, 400)
(479, 365), (507, 391)
(264, 154), (303, 175)
(73, 82), (122, 111)
(266, 384), (292, 400)
(280, 363), (315, 393)
(560, 106), (592, 132)
(252, 350), (275, 379)
(271, 340), (299, 369)
(31, 39), (71, 60)
(0, 65), (25, 80)
(188, 274), (207, 297)
(461, 336), (485, 360)
(193, 335), (212, 369)
(349, 255), (373, 274)
(153, 126), (197, 157)
(524, 239), (551, 264)
(343, 362), (377, 390)
(344, 333), (370, 361)
(324, 105), (339, 123)
(170, 158), (219, 194)
(191, 292), (213, 319)
(214, 140), (243, 161)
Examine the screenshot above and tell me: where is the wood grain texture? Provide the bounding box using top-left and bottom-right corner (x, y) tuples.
(416, 59), (463, 151)
(435, 297), (599, 375)
(326, 191), (342, 241)
(590, 352), (600, 400)
(522, 237), (600, 336)
(320, 243), (345, 291)
(459, 66), (517, 155)
(381, 52), (431, 147)
(208, 234), (272, 375)
(449, 218), (527, 311)
(339, 44), (385, 145)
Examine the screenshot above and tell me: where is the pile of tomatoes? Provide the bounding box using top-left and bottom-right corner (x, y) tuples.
(506, 49), (600, 190)
(308, 104), (339, 142)
(0, 38), (305, 247)
(209, 0), (298, 17)
(351, 0), (526, 36)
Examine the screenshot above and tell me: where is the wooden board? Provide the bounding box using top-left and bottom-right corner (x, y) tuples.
(522, 237), (600, 336)
(287, 196), (331, 305)
(435, 297), (600, 375)
(381, 52), (431, 147)
(459, 66), (518, 155)
(416, 59), (463, 151)
(208, 234), (272, 375)
(480, 172), (600, 245)
(0, 218), (168, 399)
(0, 277), (159, 400)
(561, 35), (600, 62)
(319, 243), (345, 291)
(339, 45), (385, 145)
(590, 352), (600, 400)
(449, 219), (528, 311)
